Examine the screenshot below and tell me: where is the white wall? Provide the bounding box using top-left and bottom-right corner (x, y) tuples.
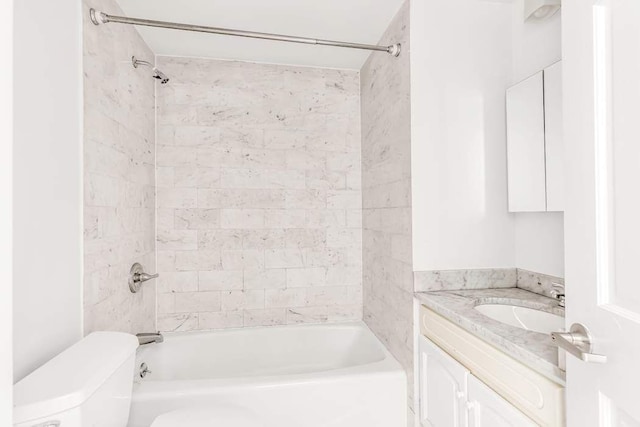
(2, 0), (13, 422)
(13, 0), (83, 381)
(514, 213), (564, 277)
(510, 0), (564, 277)
(411, 0), (515, 271)
(511, 0), (562, 83)
(410, 0), (564, 277)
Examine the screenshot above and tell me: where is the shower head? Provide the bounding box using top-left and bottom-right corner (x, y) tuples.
(152, 67), (169, 85)
(152, 68), (169, 84)
(132, 56), (169, 84)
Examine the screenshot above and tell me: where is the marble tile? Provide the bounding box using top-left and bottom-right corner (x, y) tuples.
(83, 0), (156, 334)
(220, 209), (265, 229)
(284, 229), (325, 249)
(157, 272), (198, 293)
(157, 188), (197, 209)
(264, 209), (307, 229)
(91, 29), (363, 332)
(243, 308), (287, 327)
(264, 248), (304, 269)
(360, 0), (413, 410)
(174, 291), (221, 313)
(516, 268), (564, 298)
(198, 229), (243, 250)
(413, 268), (517, 292)
(244, 269), (287, 290)
(158, 313), (198, 332)
(241, 229), (286, 250)
(286, 306), (329, 324)
(198, 311), (243, 330)
(174, 208), (220, 230)
(174, 250), (221, 271)
(157, 229), (198, 251)
(221, 290), (265, 311)
(326, 228), (362, 248)
(265, 288), (307, 308)
(198, 270), (243, 291)
(221, 250), (265, 270)
(286, 267), (327, 288)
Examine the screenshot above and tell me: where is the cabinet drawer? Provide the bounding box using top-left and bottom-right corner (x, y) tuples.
(420, 305), (565, 426)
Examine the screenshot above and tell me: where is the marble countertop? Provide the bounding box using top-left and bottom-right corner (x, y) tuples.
(415, 288), (566, 384)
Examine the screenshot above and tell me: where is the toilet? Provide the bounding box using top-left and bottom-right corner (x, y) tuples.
(14, 332), (138, 427)
(13, 332), (262, 427)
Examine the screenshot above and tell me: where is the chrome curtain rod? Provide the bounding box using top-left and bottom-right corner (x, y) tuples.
(89, 9), (401, 57)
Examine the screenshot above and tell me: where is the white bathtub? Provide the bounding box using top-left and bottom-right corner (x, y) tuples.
(127, 322), (406, 427)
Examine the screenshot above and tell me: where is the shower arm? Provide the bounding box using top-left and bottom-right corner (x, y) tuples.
(132, 57), (154, 69)
(89, 9), (401, 57)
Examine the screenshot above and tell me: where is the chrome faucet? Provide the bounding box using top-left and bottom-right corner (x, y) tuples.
(550, 282), (565, 308)
(136, 332), (164, 346)
(129, 262), (159, 293)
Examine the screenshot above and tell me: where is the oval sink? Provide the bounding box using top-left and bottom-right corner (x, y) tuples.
(474, 304), (564, 334)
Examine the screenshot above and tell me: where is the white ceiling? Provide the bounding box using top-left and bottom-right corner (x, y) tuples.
(114, 0), (406, 70)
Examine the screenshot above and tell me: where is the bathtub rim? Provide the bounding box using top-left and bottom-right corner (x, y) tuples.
(132, 321), (405, 395)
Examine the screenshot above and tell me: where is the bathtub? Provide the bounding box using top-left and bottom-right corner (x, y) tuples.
(127, 322), (406, 427)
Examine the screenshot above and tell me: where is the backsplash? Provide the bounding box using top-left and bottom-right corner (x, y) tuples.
(516, 269), (564, 298)
(414, 269), (516, 292)
(155, 57), (362, 331)
(414, 267), (564, 299)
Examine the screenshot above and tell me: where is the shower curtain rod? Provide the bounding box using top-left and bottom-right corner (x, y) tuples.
(89, 9), (401, 57)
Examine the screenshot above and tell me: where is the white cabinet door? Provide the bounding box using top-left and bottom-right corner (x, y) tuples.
(543, 61), (564, 212)
(466, 374), (536, 427)
(419, 337), (468, 427)
(506, 71), (547, 212)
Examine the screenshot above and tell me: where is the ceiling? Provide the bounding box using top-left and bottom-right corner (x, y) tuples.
(114, 0), (406, 70)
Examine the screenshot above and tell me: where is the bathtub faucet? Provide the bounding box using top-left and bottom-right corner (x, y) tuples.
(136, 332), (164, 346)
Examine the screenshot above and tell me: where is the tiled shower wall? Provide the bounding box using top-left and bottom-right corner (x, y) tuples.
(361, 0), (414, 414)
(82, 0), (156, 333)
(155, 57), (362, 331)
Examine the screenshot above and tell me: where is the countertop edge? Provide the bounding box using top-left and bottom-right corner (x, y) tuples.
(415, 291), (566, 385)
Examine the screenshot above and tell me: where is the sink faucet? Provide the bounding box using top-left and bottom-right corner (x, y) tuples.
(136, 332), (164, 346)
(550, 282), (565, 308)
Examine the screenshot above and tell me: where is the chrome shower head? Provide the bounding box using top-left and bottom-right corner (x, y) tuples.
(152, 68), (169, 84)
(132, 56), (169, 84)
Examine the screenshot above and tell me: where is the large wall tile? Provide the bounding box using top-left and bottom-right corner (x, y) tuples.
(83, 0), (156, 334)
(360, 0), (414, 413)
(156, 57), (362, 331)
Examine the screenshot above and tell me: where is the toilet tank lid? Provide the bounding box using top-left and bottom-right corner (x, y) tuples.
(13, 332), (138, 424)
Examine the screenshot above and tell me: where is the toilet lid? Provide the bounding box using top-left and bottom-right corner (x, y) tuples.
(151, 406), (266, 427)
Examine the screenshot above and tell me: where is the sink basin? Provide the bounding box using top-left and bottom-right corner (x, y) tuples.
(474, 304), (564, 334)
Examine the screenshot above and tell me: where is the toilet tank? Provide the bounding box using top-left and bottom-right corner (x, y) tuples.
(13, 332), (139, 427)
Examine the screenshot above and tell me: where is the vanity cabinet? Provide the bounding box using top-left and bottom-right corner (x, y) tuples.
(418, 304), (565, 425)
(506, 61), (564, 212)
(419, 336), (535, 427)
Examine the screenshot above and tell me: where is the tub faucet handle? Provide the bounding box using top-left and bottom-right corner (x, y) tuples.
(129, 262), (159, 293)
(138, 272), (159, 282)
